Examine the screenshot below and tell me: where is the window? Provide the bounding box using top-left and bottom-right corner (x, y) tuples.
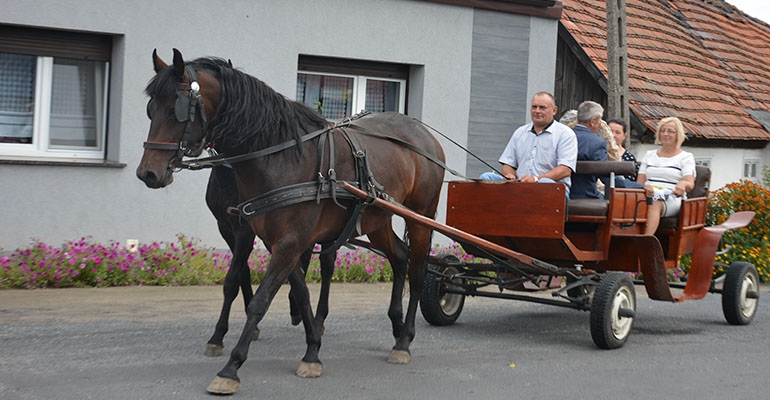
(296, 55), (408, 120)
(0, 25), (111, 162)
(695, 158), (711, 168)
(743, 159), (760, 180)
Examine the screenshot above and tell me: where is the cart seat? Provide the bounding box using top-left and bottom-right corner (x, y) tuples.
(568, 199), (609, 216)
(658, 165), (710, 230)
(566, 161), (635, 223)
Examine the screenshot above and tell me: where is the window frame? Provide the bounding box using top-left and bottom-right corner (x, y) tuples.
(743, 158), (760, 181)
(297, 70), (406, 118)
(297, 54), (410, 118)
(694, 158), (711, 168)
(0, 25), (112, 163)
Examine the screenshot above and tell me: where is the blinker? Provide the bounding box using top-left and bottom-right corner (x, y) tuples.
(175, 94), (191, 122)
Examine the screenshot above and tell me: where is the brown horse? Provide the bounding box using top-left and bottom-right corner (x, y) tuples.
(203, 165), (336, 357)
(137, 49), (445, 395)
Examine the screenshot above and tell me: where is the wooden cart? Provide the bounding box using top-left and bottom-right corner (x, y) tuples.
(342, 161), (759, 349)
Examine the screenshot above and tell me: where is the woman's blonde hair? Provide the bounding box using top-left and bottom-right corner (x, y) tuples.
(599, 120), (621, 161)
(655, 117), (687, 147)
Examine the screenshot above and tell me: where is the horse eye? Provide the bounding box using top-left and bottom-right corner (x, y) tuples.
(146, 101), (152, 119)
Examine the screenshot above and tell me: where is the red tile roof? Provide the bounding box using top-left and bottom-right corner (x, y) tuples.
(561, 0), (770, 142)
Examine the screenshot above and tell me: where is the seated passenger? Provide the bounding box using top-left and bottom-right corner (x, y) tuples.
(569, 101), (607, 200)
(637, 117), (696, 235)
(479, 92), (577, 197)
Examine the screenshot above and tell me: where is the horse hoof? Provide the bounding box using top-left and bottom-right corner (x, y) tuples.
(253, 328), (260, 341)
(387, 349), (411, 364)
(296, 361), (323, 378)
(291, 314), (302, 326)
(206, 376), (240, 395)
(204, 344), (224, 357)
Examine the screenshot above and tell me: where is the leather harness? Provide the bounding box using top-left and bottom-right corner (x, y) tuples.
(142, 67), (457, 254)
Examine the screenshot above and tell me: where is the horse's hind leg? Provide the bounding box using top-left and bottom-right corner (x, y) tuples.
(367, 228), (410, 363)
(205, 222), (256, 356)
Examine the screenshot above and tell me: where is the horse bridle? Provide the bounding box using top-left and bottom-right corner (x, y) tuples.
(143, 65), (209, 167)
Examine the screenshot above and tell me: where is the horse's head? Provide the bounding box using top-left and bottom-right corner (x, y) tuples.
(136, 48), (221, 188)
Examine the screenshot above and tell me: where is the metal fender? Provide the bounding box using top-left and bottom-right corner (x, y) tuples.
(682, 211), (756, 300)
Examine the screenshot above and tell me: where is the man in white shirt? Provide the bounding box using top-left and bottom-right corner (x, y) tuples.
(480, 92), (578, 195)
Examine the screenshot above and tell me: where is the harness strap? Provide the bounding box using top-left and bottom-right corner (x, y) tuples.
(237, 181), (360, 218)
(315, 131), (328, 204)
(179, 124), (334, 170)
(347, 122), (468, 179)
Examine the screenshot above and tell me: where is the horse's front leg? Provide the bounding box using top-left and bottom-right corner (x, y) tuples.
(287, 266), (324, 378)
(313, 246), (336, 335)
(289, 248), (314, 326)
(391, 224), (433, 364)
(205, 224), (256, 356)
(288, 245), (335, 334)
(206, 252), (296, 395)
(368, 229), (410, 363)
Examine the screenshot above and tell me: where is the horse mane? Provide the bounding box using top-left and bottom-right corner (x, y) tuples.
(198, 58), (328, 156)
(145, 56), (328, 157)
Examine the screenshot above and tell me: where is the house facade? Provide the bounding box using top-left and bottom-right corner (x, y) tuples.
(556, 0), (770, 189)
(0, 0), (563, 250)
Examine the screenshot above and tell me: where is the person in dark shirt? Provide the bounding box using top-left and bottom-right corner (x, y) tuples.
(608, 118), (639, 181)
(570, 101), (608, 200)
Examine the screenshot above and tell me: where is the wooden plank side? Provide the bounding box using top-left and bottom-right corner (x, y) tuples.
(446, 181), (566, 239)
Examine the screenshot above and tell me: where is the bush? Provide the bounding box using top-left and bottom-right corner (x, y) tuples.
(0, 235), (232, 289)
(699, 180), (770, 282)
(0, 236), (484, 289)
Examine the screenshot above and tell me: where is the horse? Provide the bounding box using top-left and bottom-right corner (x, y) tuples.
(203, 165), (337, 357)
(136, 48), (445, 395)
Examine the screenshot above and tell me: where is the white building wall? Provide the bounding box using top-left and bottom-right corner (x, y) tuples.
(0, 0), (558, 250)
(632, 143), (768, 191)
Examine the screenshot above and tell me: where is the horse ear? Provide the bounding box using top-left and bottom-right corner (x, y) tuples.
(172, 48), (185, 78)
(227, 59), (233, 68)
(152, 49), (167, 73)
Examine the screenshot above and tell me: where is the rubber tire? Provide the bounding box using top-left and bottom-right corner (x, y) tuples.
(590, 272), (636, 349)
(722, 261), (759, 325)
(420, 256), (465, 326)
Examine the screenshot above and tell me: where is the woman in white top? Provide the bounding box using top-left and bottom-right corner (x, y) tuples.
(637, 117), (697, 235)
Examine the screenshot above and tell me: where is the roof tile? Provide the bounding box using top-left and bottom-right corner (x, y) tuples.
(561, 0), (770, 141)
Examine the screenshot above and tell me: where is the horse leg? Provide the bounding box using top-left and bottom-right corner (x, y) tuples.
(288, 266), (324, 378)
(289, 248), (313, 326)
(392, 223), (433, 364)
(313, 246), (336, 335)
(235, 228), (259, 342)
(207, 250), (313, 395)
(367, 228), (410, 363)
(205, 222), (255, 356)
(288, 245), (335, 335)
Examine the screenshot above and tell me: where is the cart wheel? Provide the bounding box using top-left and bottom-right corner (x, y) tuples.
(722, 261), (759, 325)
(590, 273), (636, 349)
(420, 255), (465, 326)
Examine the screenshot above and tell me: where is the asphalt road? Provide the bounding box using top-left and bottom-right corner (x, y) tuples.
(1, 282), (768, 400)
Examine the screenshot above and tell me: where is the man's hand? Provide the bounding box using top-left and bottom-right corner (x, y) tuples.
(518, 174), (537, 183)
(501, 165), (517, 181)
